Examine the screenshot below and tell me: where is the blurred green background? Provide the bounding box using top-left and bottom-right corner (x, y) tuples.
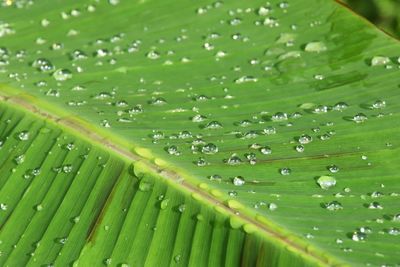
(342, 0), (400, 38)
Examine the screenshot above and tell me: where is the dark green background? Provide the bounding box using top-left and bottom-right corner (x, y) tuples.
(344, 0), (400, 38)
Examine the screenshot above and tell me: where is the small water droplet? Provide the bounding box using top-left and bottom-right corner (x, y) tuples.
(324, 201), (343, 211)
(316, 176), (336, 190)
(304, 42), (327, 53)
(232, 176), (245, 186)
(371, 56), (390, 66)
(53, 68), (72, 81)
(371, 100), (386, 109)
(352, 113), (368, 123)
(298, 134), (312, 144)
(279, 168), (291, 176)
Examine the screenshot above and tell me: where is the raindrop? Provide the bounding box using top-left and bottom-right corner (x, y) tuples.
(387, 227), (400, 235)
(351, 231), (367, 242)
(160, 199), (169, 210)
(53, 69), (72, 81)
(204, 121), (222, 129)
(226, 154), (243, 165)
(304, 42), (327, 52)
(232, 176), (245, 186)
(17, 131), (29, 141)
(352, 113), (368, 123)
(371, 56), (390, 66)
(368, 201), (383, 209)
(333, 102), (348, 111)
(201, 143), (218, 154)
(14, 154), (25, 165)
(371, 100), (386, 109)
(280, 168), (291, 176)
(166, 145), (181, 156)
(324, 201), (343, 211)
(260, 146), (272, 155)
(328, 165), (339, 173)
(271, 112), (288, 122)
(316, 176), (336, 190)
(298, 134), (312, 144)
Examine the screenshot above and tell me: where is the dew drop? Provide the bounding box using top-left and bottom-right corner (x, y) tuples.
(279, 168), (291, 176)
(316, 176), (336, 190)
(298, 134), (312, 144)
(371, 56), (390, 66)
(304, 42), (327, 53)
(352, 113), (368, 123)
(232, 176), (245, 186)
(53, 69), (72, 81)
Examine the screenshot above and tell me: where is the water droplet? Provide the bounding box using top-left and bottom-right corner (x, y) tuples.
(313, 105), (329, 114)
(298, 134), (312, 144)
(232, 176), (245, 186)
(17, 131), (29, 141)
(146, 50), (160, 59)
(368, 201), (383, 209)
(209, 174), (222, 182)
(268, 203), (278, 211)
(174, 254), (181, 263)
(191, 114), (207, 122)
(139, 179), (152, 192)
(387, 227), (400, 235)
(195, 157), (208, 167)
(160, 199), (169, 210)
(371, 56), (390, 66)
(226, 154), (243, 165)
(148, 97), (167, 105)
(392, 214), (400, 222)
(352, 113), (368, 123)
(328, 165), (339, 173)
(166, 145), (181, 156)
(257, 6), (271, 16)
(178, 204), (186, 213)
(32, 58), (54, 72)
(204, 121), (222, 129)
(62, 164), (73, 173)
(333, 102), (348, 111)
(201, 143), (218, 154)
(324, 201), (343, 211)
(316, 176), (336, 190)
(279, 168), (291, 176)
(14, 154), (25, 165)
(295, 145), (305, 153)
(53, 69), (72, 81)
(351, 231), (367, 242)
(371, 100), (386, 109)
(304, 42), (327, 53)
(271, 112), (288, 122)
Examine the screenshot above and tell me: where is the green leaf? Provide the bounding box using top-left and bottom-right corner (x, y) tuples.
(0, 0), (400, 266)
